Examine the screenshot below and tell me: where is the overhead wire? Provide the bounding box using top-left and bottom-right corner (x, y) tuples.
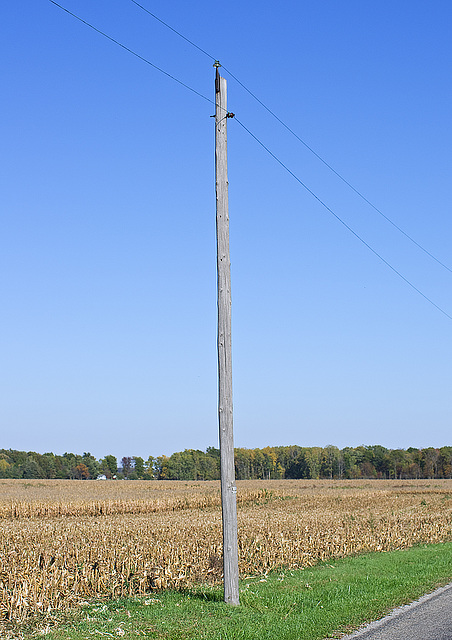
(48, 0), (214, 106)
(48, 0), (452, 321)
(234, 117), (452, 322)
(128, 0), (214, 60)
(127, 0), (452, 275)
(223, 70), (452, 274)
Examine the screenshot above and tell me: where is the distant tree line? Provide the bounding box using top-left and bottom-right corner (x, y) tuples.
(1, 445), (452, 480)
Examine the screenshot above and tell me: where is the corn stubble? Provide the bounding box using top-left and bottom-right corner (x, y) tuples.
(1, 479), (452, 622)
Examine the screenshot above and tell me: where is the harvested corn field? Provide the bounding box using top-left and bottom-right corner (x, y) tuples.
(1, 479), (452, 622)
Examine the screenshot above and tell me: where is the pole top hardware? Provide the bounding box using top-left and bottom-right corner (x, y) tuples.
(213, 60), (222, 68)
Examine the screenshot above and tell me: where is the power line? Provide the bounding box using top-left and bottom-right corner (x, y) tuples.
(127, 0), (452, 275)
(228, 81), (452, 275)
(234, 117), (452, 322)
(49, 0), (452, 321)
(129, 0), (214, 61)
(48, 0), (213, 106)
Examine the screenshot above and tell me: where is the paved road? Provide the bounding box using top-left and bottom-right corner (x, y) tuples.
(340, 583), (452, 640)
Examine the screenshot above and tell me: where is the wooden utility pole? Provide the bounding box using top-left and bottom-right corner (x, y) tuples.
(214, 62), (239, 606)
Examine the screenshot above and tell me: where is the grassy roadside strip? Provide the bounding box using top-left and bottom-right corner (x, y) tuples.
(11, 542), (452, 640)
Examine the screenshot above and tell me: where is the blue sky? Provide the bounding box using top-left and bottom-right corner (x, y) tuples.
(1, 0), (451, 460)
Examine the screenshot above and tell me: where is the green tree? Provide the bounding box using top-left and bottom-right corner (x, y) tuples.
(367, 445), (390, 478)
(388, 449), (409, 479)
(22, 457), (42, 479)
(40, 453), (57, 479)
(63, 453), (78, 478)
(82, 452), (99, 479)
(275, 462), (284, 478)
(286, 449), (310, 479)
(99, 455), (117, 477)
(234, 448), (252, 480)
(143, 456), (156, 479)
(206, 446), (220, 459)
(304, 447), (323, 479)
(133, 456), (145, 479)
(0, 457), (11, 477)
(262, 447), (277, 479)
(341, 447), (360, 478)
(439, 447), (452, 478)
(155, 455), (169, 479)
(321, 445), (340, 479)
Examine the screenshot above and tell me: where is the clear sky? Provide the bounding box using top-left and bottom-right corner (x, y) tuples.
(1, 0), (451, 460)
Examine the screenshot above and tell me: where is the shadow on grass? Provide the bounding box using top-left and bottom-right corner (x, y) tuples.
(180, 587), (224, 603)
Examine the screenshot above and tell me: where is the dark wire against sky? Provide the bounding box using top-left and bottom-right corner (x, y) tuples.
(49, 0), (452, 322)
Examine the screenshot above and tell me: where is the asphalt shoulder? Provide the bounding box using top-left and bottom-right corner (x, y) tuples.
(339, 582), (452, 640)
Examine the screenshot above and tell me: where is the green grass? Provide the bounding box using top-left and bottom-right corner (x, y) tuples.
(12, 543), (452, 640)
